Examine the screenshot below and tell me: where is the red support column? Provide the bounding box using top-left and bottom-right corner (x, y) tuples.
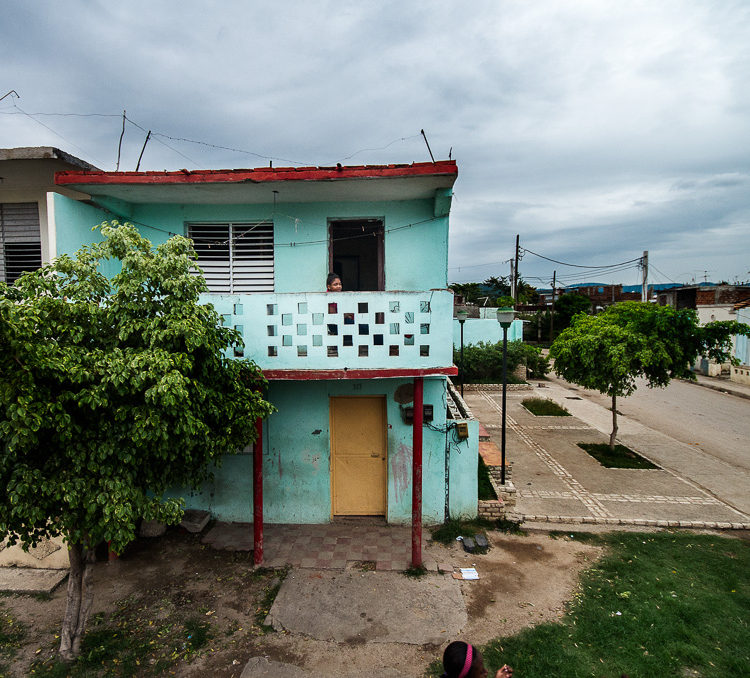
(411, 377), (424, 568)
(253, 418), (264, 566)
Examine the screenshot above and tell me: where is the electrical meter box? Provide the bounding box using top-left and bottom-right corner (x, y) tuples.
(455, 422), (469, 439)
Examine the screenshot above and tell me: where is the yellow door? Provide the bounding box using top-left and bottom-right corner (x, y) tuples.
(330, 396), (387, 516)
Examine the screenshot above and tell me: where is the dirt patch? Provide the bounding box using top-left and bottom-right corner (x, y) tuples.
(460, 532), (602, 642)
(0, 529), (603, 677)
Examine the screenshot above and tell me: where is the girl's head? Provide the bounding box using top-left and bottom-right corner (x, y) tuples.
(326, 273), (342, 291)
(442, 642), (486, 678)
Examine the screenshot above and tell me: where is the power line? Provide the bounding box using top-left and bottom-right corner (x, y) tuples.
(8, 103), (108, 167)
(448, 257), (513, 271)
(521, 247), (643, 270)
(324, 133), (423, 165)
(122, 116), (202, 167)
(0, 108), (428, 169)
(0, 110), (121, 119)
(85, 199), (441, 248)
(552, 262), (642, 281)
(649, 263), (679, 284)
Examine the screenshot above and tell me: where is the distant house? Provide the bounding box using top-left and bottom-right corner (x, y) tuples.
(0, 147), (98, 569)
(51, 160), (479, 566)
(655, 283), (750, 323)
(732, 299), (750, 385)
(0, 147), (97, 284)
(657, 283), (750, 376)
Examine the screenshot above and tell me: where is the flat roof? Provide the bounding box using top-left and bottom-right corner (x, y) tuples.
(0, 146), (98, 171)
(54, 160), (458, 204)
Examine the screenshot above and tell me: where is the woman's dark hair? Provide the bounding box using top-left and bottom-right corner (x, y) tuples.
(326, 272), (341, 286)
(442, 641), (471, 678)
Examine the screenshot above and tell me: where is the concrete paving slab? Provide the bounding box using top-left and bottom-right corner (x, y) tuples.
(464, 383), (750, 528)
(515, 497), (594, 517)
(241, 657), (313, 678)
(180, 509), (210, 533)
(241, 657), (410, 678)
(597, 501), (743, 523)
(0, 567), (68, 594)
(0, 536), (69, 569)
(266, 569), (466, 645)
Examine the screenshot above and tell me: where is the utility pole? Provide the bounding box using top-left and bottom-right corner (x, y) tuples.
(509, 258), (515, 300)
(641, 250), (649, 302)
(514, 234), (520, 305)
(549, 270), (556, 341)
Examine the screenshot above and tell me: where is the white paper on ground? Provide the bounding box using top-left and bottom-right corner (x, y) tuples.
(459, 567), (479, 580)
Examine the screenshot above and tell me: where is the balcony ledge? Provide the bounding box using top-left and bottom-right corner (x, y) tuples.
(263, 366), (458, 381)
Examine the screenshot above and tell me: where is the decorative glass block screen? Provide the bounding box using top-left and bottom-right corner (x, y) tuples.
(205, 290), (453, 371)
(263, 296), (432, 360)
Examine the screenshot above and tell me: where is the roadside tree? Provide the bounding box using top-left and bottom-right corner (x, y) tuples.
(549, 302), (749, 449)
(553, 292), (591, 330)
(0, 223), (274, 660)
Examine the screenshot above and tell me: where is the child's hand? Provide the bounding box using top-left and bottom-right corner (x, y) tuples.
(495, 665), (513, 678)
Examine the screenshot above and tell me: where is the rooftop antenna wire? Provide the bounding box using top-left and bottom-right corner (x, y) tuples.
(116, 110), (126, 171)
(420, 129), (435, 163)
(135, 130), (151, 171)
(0, 90), (19, 103)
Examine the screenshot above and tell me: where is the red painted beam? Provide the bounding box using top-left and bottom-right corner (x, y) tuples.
(55, 160), (458, 187)
(253, 418), (264, 566)
(262, 366), (457, 381)
(412, 376), (424, 569)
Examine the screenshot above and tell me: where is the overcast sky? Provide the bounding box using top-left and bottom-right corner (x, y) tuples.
(3, 0), (749, 288)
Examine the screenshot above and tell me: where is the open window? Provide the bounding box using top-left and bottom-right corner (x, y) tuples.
(329, 219), (384, 291)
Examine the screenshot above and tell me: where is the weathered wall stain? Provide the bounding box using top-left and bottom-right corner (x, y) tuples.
(391, 442), (412, 503)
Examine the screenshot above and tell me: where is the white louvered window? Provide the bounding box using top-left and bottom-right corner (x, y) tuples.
(187, 222), (274, 293)
(0, 202), (42, 284)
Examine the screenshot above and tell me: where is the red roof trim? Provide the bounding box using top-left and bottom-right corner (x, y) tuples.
(263, 366), (458, 381)
(55, 161), (457, 187)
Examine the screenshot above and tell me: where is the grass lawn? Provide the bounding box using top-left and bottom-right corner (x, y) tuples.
(578, 442), (659, 469)
(429, 531), (750, 677)
(522, 397), (571, 416)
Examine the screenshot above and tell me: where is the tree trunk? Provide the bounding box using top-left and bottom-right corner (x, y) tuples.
(59, 541), (96, 660)
(609, 393), (618, 451)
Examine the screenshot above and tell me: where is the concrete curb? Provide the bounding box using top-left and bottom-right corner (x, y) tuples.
(682, 377), (750, 402)
(511, 514), (750, 530)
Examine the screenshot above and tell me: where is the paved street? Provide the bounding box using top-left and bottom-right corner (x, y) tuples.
(545, 373), (750, 471)
(465, 379), (750, 527)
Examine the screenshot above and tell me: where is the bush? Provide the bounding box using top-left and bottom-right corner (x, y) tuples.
(455, 341), (549, 382)
(522, 398), (570, 416)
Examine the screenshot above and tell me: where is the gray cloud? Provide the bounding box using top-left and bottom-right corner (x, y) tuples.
(2, 0), (749, 285)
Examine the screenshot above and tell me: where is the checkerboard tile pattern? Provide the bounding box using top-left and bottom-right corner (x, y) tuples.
(262, 297), (433, 361)
(202, 522), (429, 571)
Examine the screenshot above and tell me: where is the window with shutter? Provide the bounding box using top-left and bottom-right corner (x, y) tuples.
(0, 202), (42, 284)
(187, 222), (274, 293)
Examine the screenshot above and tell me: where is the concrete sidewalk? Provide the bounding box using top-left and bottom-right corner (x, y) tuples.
(687, 373), (750, 401)
(466, 383), (750, 530)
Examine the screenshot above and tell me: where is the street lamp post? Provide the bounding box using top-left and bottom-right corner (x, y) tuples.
(496, 307), (516, 485)
(456, 310), (469, 397)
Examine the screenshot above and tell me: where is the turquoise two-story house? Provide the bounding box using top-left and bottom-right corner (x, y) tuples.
(52, 160), (478, 565)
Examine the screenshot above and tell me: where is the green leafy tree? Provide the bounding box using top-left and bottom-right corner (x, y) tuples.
(516, 278), (540, 305)
(449, 282), (483, 304)
(454, 340), (550, 382)
(0, 222), (274, 660)
(550, 302), (749, 449)
(554, 292), (591, 330)
(483, 275), (511, 300)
